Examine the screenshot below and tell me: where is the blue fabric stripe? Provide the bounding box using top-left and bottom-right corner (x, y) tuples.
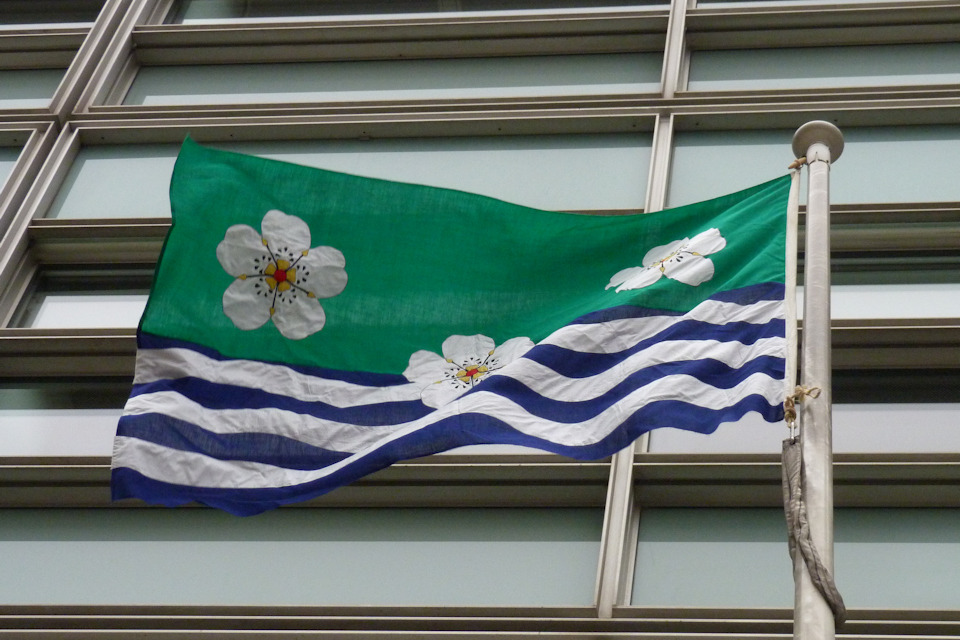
(473, 355), (785, 423)
(129, 377), (431, 426)
(117, 413), (351, 469)
(137, 332), (409, 387)
(527, 317), (784, 379)
(112, 392), (782, 516)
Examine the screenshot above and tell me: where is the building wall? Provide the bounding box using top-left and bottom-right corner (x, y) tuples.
(0, 0), (959, 636)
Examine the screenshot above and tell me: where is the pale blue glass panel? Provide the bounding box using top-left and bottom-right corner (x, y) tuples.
(18, 293), (148, 328)
(635, 508), (960, 609)
(689, 43), (960, 91)
(124, 55), (662, 106)
(0, 69), (64, 108)
(668, 126), (960, 206)
(0, 146), (20, 186)
(47, 135), (650, 218)
(633, 508), (793, 607)
(0, 508), (602, 605)
(0, 380), (128, 457)
(174, 0), (662, 22)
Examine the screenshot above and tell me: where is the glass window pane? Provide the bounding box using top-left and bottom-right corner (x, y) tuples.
(0, 508), (602, 605)
(0, 145), (20, 186)
(11, 269), (152, 329)
(123, 55), (662, 106)
(634, 508), (960, 609)
(688, 43), (960, 92)
(173, 0), (662, 22)
(0, 0), (102, 27)
(47, 135), (651, 218)
(0, 69), (64, 109)
(0, 379), (128, 456)
(668, 126), (960, 206)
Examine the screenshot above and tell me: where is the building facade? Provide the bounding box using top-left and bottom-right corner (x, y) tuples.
(0, 0), (959, 636)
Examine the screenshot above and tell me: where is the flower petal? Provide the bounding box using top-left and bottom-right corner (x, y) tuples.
(270, 288), (328, 340)
(664, 253), (715, 286)
(404, 349), (449, 384)
(642, 238), (685, 268)
(492, 336), (535, 365)
(607, 265), (663, 292)
(418, 381), (464, 409)
(687, 228), (726, 256)
(217, 224), (267, 277)
(261, 209), (311, 257)
(296, 246), (348, 299)
(441, 334), (496, 363)
(222, 277), (272, 331)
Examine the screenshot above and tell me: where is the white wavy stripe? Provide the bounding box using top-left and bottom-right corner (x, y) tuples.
(121, 391), (408, 453)
(501, 335), (784, 403)
(133, 347), (422, 407)
(122, 333), (783, 453)
(131, 297), (782, 408)
(542, 297), (783, 354)
(114, 369), (782, 489)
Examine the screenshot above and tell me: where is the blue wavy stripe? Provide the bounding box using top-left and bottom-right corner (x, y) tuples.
(138, 332), (409, 387)
(473, 355), (785, 423)
(112, 393), (783, 516)
(117, 413), (351, 469)
(129, 377), (432, 426)
(527, 317), (784, 379)
(573, 282), (784, 324)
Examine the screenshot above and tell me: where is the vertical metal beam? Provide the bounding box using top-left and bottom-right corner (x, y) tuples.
(791, 121), (843, 640)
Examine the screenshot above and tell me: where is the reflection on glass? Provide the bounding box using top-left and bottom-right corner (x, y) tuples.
(0, 508), (602, 605)
(0, 69), (64, 108)
(0, 379), (129, 457)
(46, 135), (651, 218)
(173, 0), (664, 22)
(634, 508), (960, 609)
(123, 55), (662, 106)
(0, 146), (20, 188)
(688, 43), (960, 92)
(11, 268), (153, 329)
(668, 126), (960, 206)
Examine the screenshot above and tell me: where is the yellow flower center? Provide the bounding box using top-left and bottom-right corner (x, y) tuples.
(264, 259), (296, 291)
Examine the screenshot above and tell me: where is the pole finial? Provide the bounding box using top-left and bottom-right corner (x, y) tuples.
(792, 121), (844, 162)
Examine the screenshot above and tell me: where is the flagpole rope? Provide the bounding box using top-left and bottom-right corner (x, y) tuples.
(783, 432), (847, 627)
(784, 166), (802, 438)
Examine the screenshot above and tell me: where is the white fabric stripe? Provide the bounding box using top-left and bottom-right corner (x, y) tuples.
(505, 336), (784, 402)
(123, 334), (783, 453)
(132, 296), (783, 408)
(114, 369), (782, 489)
(543, 297), (783, 353)
(133, 347), (422, 406)
(122, 391), (404, 452)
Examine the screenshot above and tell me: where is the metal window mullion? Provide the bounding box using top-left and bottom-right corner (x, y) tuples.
(660, 0), (689, 99)
(71, 0), (160, 113)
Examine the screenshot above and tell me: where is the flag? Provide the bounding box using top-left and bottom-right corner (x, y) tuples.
(111, 137), (790, 515)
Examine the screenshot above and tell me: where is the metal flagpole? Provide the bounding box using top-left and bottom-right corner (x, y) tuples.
(791, 121), (844, 640)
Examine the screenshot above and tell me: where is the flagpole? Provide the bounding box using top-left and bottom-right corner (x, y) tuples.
(791, 121), (843, 640)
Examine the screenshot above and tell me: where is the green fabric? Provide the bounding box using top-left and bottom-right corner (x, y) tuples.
(141, 137), (789, 374)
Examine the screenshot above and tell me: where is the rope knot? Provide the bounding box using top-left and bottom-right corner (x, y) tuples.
(788, 156), (807, 170)
(784, 385), (822, 427)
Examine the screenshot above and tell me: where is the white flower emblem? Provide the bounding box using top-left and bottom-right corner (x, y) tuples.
(403, 334), (535, 408)
(606, 228), (726, 293)
(216, 209), (347, 340)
